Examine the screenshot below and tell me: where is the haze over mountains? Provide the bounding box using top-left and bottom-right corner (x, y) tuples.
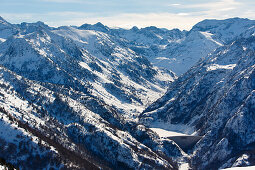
(0, 16), (255, 169)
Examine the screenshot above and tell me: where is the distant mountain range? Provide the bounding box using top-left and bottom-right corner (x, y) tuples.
(0, 16), (255, 169)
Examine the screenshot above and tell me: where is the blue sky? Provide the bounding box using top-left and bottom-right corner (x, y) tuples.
(1, 0), (255, 30)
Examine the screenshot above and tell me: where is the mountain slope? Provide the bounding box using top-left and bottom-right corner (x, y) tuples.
(141, 26), (255, 169)
(0, 64), (180, 169)
(0, 21), (175, 119)
(0, 16), (18, 42)
(0, 17), (179, 169)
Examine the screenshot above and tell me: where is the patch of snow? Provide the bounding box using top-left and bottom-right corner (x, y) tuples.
(200, 31), (223, 46)
(207, 64), (236, 71)
(0, 165), (6, 170)
(232, 154), (251, 167)
(79, 61), (92, 71)
(155, 57), (174, 61)
(155, 72), (175, 83)
(179, 163), (190, 170)
(0, 38), (6, 43)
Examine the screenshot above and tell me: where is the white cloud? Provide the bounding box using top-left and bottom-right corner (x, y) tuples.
(0, 12), (203, 30)
(175, 0), (243, 18)
(169, 3), (181, 6)
(166, 0), (255, 22)
(1, 0), (255, 31)
(102, 14), (196, 29)
(48, 12), (202, 30)
(186, 0), (240, 9)
(177, 13), (190, 16)
(48, 12), (205, 30)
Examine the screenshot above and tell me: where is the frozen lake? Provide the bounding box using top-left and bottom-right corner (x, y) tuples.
(150, 126), (202, 152)
(150, 127), (188, 137)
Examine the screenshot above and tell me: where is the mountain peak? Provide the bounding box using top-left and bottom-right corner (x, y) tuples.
(36, 21), (47, 26)
(0, 16), (9, 23)
(94, 22), (105, 27)
(191, 18), (255, 32)
(131, 26), (139, 32)
(79, 22), (110, 33)
(20, 21), (49, 27)
(0, 16), (11, 25)
(0, 16), (15, 33)
(17, 21), (51, 34)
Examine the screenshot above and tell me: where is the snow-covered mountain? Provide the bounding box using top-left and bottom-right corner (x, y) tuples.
(51, 18), (255, 76)
(0, 17), (180, 169)
(141, 24), (255, 169)
(129, 18), (255, 75)
(0, 18), (176, 120)
(75, 22), (188, 74)
(1, 16), (255, 169)
(0, 65), (182, 169)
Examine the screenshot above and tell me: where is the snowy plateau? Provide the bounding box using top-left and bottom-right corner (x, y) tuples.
(0, 16), (255, 170)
